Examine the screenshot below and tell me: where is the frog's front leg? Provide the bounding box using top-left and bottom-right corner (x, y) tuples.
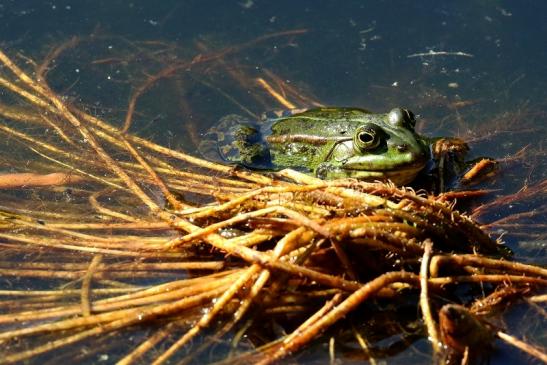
(315, 163), (341, 180)
(431, 137), (469, 192)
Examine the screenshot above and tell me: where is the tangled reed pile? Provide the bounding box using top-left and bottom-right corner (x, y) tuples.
(0, 47), (545, 365)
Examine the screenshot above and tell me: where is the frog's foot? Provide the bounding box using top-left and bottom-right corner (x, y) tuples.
(198, 115), (242, 164)
(461, 158), (498, 185)
(199, 114), (272, 169)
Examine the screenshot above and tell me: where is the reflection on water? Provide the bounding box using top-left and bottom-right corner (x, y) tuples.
(0, 1), (545, 364)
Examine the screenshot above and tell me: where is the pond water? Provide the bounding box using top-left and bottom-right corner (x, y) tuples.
(0, 0), (545, 364)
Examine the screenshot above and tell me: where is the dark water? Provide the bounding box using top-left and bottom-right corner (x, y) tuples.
(0, 0), (545, 364)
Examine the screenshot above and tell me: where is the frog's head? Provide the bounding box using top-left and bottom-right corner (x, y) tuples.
(317, 108), (429, 184)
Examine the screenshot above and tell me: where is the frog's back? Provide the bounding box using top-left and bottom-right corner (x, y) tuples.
(199, 108), (375, 171)
(270, 108), (372, 136)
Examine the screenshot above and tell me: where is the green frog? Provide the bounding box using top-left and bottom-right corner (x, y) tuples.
(199, 107), (445, 186)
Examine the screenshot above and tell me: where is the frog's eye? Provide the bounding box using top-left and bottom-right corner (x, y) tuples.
(388, 108), (416, 129)
(402, 109), (416, 128)
(388, 108), (405, 127)
(353, 124), (381, 152)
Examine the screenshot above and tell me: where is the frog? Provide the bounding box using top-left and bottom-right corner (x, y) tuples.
(199, 107), (461, 186)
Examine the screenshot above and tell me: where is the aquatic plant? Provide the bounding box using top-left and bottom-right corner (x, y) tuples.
(0, 39), (545, 364)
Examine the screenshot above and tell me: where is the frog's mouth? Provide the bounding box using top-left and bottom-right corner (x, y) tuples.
(342, 163), (426, 185)
(341, 154), (428, 185)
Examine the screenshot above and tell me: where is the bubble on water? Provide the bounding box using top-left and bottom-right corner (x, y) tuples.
(98, 354), (109, 362)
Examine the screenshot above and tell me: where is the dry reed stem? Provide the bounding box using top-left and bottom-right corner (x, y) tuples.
(169, 205), (329, 247)
(0, 102), (44, 123)
(40, 114), (76, 145)
(430, 254), (547, 278)
(0, 277), (234, 339)
(0, 76), (53, 111)
(194, 40), (268, 115)
(68, 108), (272, 185)
(497, 330), (547, 363)
(256, 78), (296, 109)
(151, 226), (318, 364)
(36, 36), (81, 79)
(165, 221), (363, 291)
(530, 294), (547, 303)
(121, 29), (307, 132)
(151, 266), (260, 365)
(117, 320), (183, 365)
(120, 137), (186, 210)
(175, 183), (328, 219)
(482, 207), (547, 228)
(29, 147), (126, 189)
(0, 116), (129, 191)
(0, 261), (223, 272)
(131, 157), (256, 190)
(0, 172), (84, 189)
(81, 254), (103, 316)
(330, 239), (357, 280)
(0, 123), (71, 155)
(2, 286), (229, 364)
(45, 221), (171, 230)
(194, 76), (260, 119)
(0, 232), (173, 257)
(0, 49), (163, 214)
(7, 215), (141, 244)
(0, 288), (136, 297)
(85, 122), (256, 189)
(126, 133), (273, 184)
(263, 68), (324, 107)
(462, 158), (497, 182)
(471, 178), (547, 219)
(428, 275), (547, 286)
(419, 240), (441, 354)
(257, 272), (420, 365)
(353, 326), (378, 365)
(224, 231), (274, 247)
(232, 229), (317, 320)
(88, 190), (143, 222)
(0, 268), (175, 280)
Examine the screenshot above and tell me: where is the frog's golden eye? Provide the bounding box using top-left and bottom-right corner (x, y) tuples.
(353, 124), (381, 152)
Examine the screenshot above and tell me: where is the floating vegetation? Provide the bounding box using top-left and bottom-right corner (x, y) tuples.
(0, 34), (545, 365)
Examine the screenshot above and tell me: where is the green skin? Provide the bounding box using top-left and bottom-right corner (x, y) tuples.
(200, 107), (431, 185)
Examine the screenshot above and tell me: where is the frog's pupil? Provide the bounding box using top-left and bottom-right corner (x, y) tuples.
(359, 132), (374, 144)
